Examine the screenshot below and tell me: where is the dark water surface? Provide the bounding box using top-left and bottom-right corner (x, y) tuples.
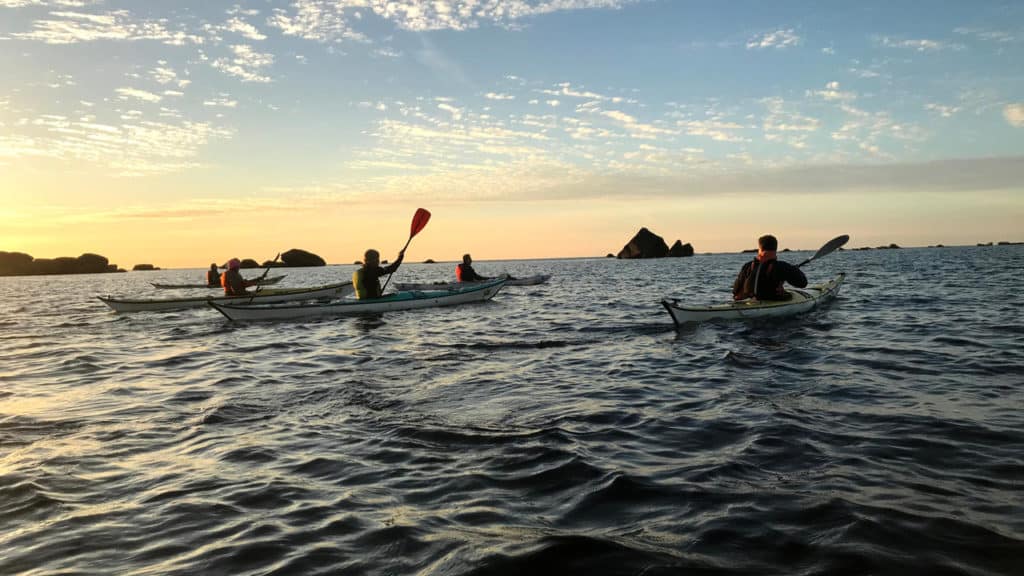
(2, 246), (1022, 575)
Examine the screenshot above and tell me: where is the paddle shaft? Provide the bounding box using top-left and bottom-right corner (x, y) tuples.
(380, 208), (431, 294)
(251, 252), (281, 300)
(379, 239), (410, 293)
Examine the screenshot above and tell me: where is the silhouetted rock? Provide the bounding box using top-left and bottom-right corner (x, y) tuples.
(977, 242), (993, 246)
(668, 240), (694, 257)
(423, 259), (436, 264)
(742, 248), (758, 253)
(1, 250), (125, 275)
(606, 253), (615, 258)
(281, 248), (326, 267)
(133, 264), (159, 271)
(240, 258), (260, 269)
(74, 253), (108, 273)
(617, 228), (669, 259)
(0, 251), (34, 275)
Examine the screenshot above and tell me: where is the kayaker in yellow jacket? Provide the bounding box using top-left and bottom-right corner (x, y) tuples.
(732, 234), (807, 301)
(353, 248), (405, 299)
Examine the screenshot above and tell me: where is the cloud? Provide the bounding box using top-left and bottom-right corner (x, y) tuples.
(115, 87), (162, 103)
(807, 81), (856, 101)
(878, 36), (964, 52)
(222, 16), (266, 40)
(1004, 104), (1024, 127)
(746, 29), (801, 50)
(925, 103), (960, 118)
(10, 114), (232, 176)
(953, 27), (1017, 44)
(203, 96), (238, 108)
(485, 92), (515, 100)
(211, 44), (274, 82)
(12, 10), (203, 45)
(676, 119), (748, 142)
(266, 0), (637, 41)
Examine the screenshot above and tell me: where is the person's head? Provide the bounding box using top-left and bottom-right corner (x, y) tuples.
(210, 263), (218, 270)
(462, 254), (472, 264)
(364, 249), (380, 266)
(757, 234), (778, 252)
(228, 258), (241, 270)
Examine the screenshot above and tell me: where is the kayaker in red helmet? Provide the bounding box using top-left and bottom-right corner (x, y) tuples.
(221, 258), (257, 296)
(732, 234), (807, 301)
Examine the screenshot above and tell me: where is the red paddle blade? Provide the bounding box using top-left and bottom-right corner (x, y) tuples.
(410, 208), (431, 237)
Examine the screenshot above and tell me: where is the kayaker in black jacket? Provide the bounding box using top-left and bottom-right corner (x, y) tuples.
(206, 263), (220, 287)
(353, 248), (405, 299)
(733, 234), (807, 301)
(456, 254), (489, 282)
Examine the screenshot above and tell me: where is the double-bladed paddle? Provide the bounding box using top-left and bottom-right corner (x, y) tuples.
(381, 208), (431, 293)
(250, 252), (281, 301)
(796, 235), (849, 268)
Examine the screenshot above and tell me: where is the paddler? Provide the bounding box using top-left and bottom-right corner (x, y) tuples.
(353, 248), (405, 299)
(206, 263), (220, 287)
(455, 254), (490, 282)
(221, 258), (257, 296)
(732, 234), (807, 301)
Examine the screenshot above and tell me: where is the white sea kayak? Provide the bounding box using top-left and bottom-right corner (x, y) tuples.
(99, 282), (352, 313)
(662, 273), (845, 327)
(209, 278), (506, 321)
(393, 274), (549, 291)
(150, 275), (286, 289)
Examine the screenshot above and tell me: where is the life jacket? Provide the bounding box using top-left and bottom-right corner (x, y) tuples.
(740, 258), (789, 300)
(455, 263), (465, 282)
(221, 270), (246, 296)
(353, 268), (379, 299)
(206, 269), (219, 286)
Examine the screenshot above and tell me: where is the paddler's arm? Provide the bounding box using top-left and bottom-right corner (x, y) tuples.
(781, 261), (808, 288)
(382, 249), (405, 274)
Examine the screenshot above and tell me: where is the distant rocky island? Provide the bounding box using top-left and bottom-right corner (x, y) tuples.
(232, 248), (327, 268)
(615, 228), (694, 259)
(0, 251), (127, 276)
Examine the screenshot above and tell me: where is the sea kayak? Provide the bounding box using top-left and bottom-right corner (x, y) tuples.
(209, 278), (506, 321)
(662, 273), (845, 327)
(393, 274), (549, 291)
(151, 275), (286, 289)
(99, 282), (352, 313)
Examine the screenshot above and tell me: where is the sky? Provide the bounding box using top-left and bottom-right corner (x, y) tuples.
(1, 0), (1022, 268)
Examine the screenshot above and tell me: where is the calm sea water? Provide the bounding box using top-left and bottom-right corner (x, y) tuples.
(1, 246), (1022, 575)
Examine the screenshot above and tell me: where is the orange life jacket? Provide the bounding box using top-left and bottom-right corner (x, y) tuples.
(455, 263), (465, 282)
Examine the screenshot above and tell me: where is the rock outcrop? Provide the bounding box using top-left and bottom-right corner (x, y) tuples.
(668, 241), (694, 257)
(0, 251), (124, 276)
(281, 248), (326, 267)
(240, 258), (260, 269)
(617, 228), (670, 259)
(132, 264), (160, 271)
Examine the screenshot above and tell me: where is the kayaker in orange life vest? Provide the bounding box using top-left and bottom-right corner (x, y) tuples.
(732, 234), (807, 301)
(353, 248), (405, 299)
(455, 254), (490, 282)
(221, 258), (257, 296)
(206, 263), (219, 287)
